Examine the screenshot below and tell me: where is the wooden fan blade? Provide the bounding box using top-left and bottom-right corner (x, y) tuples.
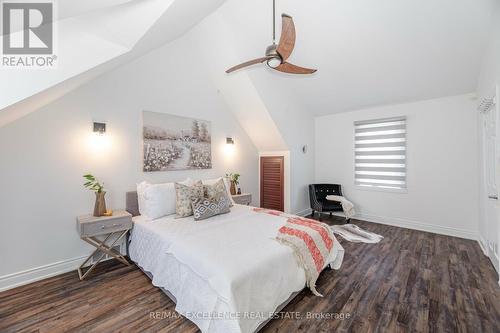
(226, 57), (270, 73)
(274, 62), (317, 75)
(276, 14), (296, 61)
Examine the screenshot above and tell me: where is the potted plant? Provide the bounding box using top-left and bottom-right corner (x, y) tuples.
(226, 173), (240, 195)
(83, 174), (107, 217)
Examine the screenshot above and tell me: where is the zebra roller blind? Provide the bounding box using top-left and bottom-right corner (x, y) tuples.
(354, 117), (407, 190)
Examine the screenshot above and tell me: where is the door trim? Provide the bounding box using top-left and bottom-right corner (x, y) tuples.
(478, 84), (500, 277)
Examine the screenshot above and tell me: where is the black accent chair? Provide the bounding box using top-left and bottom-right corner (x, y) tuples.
(308, 184), (348, 222)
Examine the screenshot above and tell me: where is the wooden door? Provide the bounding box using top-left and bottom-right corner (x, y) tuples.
(260, 156), (284, 211)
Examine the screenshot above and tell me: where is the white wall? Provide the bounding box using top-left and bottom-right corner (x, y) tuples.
(315, 94), (479, 239)
(0, 32), (259, 290)
(270, 104), (315, 216)
(477, 1), (500, 96)
(251, 87), (315, 215)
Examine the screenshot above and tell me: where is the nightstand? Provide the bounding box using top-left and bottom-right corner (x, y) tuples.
(76, 210), (132, 280)
(232, 193), (252, 205)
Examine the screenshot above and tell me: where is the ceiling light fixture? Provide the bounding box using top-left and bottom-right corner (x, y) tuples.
(226, 0), (317, 75)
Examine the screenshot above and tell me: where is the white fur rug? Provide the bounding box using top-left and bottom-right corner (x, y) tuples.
(330, 224), (383, 243)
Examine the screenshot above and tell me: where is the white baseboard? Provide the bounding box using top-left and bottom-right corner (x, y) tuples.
(0, 256), (86, 292)
(354, 213), (477, 240)
(478, 234), (489, 256)
(0, 237), (128, 292)
(294, 210), (476, 240)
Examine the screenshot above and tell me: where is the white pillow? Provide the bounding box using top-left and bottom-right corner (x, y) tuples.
(136, 181), (149, 216)
(136, 181), (177, 220)
(202, 177), (236, 205)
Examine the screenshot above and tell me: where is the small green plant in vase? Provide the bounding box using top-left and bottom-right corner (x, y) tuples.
(83, 174), (107, 217)
(226, 173), (240, 195)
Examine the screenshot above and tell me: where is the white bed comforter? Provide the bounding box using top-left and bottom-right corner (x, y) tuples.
(129, 205), (344, 333)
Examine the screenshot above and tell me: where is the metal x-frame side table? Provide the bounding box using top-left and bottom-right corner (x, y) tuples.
(76, 210), (133, 280)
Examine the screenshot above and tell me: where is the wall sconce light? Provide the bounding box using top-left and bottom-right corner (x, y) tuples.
(224, 137), (235, 157)
(93, 122), (106, 135)
(88, 121), (111, 154)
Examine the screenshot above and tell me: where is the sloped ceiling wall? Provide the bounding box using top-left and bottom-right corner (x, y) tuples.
(2, 0), (494, 126)
(216, 0), (494, 115)
(0, 0), (495, 213)
(0, 0), (227, 127)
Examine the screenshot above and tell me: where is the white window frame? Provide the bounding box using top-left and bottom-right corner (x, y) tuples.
(354, 116), (408, 193)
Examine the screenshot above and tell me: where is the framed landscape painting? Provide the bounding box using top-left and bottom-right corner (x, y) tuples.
(142, 111), (212, 172)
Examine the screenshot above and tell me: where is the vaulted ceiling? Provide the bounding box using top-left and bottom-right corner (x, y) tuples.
(0, 0), (495, 127)
(217, 0), (494, 115)
(0, 0), (227, 127)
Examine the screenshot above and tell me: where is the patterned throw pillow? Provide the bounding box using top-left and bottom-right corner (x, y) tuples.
(191, 195), (231, 221)
(175, 181), (204, 217)
(203, 178), (233, 207)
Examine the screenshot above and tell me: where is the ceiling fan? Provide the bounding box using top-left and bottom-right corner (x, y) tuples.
(226, 0), (317, 75)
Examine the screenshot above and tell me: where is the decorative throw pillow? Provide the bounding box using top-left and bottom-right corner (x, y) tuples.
(203, 178), (233, 207)
(191, 195), (231, 221)
(202, 177), (236, 206)
(175, 180), (204, 217)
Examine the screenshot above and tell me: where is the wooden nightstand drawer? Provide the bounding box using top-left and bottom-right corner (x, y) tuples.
(77, 211), (132, 237)
(82, 218), (132, 237)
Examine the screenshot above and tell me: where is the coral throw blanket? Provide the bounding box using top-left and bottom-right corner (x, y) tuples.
(253, 208), (335, 296)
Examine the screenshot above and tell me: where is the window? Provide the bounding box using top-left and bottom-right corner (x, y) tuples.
(354, 117), (407, 191)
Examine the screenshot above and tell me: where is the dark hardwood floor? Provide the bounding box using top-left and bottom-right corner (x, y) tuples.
(1, 217), (499, 333)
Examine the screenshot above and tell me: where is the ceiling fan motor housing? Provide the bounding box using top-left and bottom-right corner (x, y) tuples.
(265, 44), (282, 68)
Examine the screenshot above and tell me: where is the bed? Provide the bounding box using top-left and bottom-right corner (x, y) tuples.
(126, 191), (344, 333)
